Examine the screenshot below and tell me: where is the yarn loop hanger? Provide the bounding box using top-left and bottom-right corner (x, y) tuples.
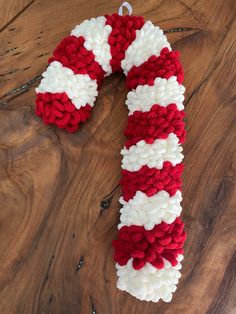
(118, 2), (133, 16)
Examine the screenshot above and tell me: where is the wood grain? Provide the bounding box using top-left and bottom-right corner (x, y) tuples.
(0, 0), (34, 31)
(0, 0), (235, 313)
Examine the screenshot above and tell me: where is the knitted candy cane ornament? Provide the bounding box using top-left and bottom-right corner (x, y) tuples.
(35, 3), (186, 303)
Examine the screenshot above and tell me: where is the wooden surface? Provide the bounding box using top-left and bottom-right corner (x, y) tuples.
(0, 0), (236, 313)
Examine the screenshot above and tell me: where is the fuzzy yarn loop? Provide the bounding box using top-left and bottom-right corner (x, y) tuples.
(35, 12), (187, 303)
(118, 2), (133, 16)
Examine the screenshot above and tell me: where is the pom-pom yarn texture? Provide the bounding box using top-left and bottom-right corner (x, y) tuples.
(35, 13), (186, 303)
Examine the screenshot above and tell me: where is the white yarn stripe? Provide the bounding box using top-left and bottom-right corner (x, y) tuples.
(116, 255), (183, 302)
(119, 190), (182, 230)
(121, 133), (183, 172)
(121, 21), (171, 75)
(36, 61), (98, 110)
(71, 16), (112, 75)
(126, 76), (185, 114)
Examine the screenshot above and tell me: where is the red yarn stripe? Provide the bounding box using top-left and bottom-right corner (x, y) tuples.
(49, 35), (105, 86)
(105, 13), (145, 73)
(35, 92), (92, 133)
(124, 104), (186, 148)
(112, 217), (186, 270)
(121, 162), (184, 202)
(126, 48), (184, 90)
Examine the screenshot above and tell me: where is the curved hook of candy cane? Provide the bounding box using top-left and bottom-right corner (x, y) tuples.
(35, 12), (187, 303)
